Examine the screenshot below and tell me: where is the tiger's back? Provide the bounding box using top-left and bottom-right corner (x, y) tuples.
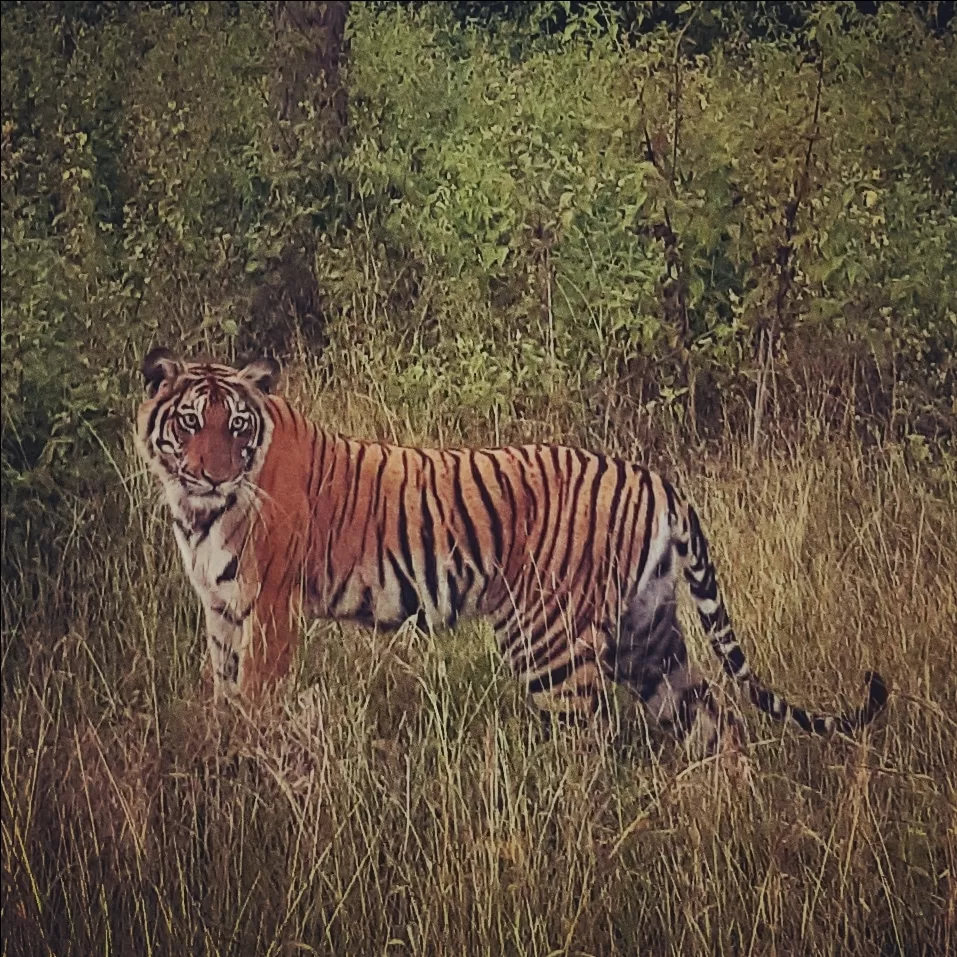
(137, 349), (887, 750)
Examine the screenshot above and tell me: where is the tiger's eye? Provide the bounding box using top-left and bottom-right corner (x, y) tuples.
(179, 411), (201, 432)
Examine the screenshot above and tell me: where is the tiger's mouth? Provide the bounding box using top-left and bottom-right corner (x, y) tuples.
(176, 468), (242, 500)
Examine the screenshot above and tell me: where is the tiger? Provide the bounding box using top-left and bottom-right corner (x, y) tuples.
(135, 347), (887, 753)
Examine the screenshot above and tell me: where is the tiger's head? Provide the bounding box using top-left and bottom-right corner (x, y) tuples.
(136, 347), (280, 512)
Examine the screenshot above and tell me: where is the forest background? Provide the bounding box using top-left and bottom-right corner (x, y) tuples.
(2, 2), (955, 955)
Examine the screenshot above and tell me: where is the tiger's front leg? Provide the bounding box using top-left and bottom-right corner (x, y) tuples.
(201, 597), (244, 699)
(237, 598), (298, 700)
(200, 591), (298, 701)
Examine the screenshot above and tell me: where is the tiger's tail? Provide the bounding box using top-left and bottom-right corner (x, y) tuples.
(676, 501), (888, 735)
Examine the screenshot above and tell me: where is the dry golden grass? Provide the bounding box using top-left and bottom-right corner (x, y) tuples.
(2, 380), (955, 956)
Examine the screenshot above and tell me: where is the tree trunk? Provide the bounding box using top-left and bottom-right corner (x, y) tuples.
(254, 2), (350, 352)
(272, 0), (350, 152)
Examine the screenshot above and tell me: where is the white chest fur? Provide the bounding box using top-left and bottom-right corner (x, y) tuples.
(165, 486), (253, 693)
(172, 520), (239, 597)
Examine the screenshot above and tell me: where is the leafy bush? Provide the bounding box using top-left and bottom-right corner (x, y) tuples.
(326, 2), (955, 439)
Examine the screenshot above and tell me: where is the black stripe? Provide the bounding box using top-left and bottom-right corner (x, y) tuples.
(451, 453), (485, 574)
(812, 715), (831, 734)
(481, 451), (518, 563)
(353, 587), (376, 627)
(721, 644), (746, 677)
(689, 564), (717, 599)
(449, 529), (465, 578)
(272, 399), (290, 428)
(555, 451), (590, 581)
(533, 618), (579, 675)
(584, 453), (610, 548)
(341, 443), (369, 533)
(145, 394), (169, 454)
(323, 443), (348, 596)
(446, 569), (460, 627)
(511, 596), (568, 670)
(526, 657), (575, 696)
(326, 440), (355, 542)
(511, 448), (540, 536)
(616, 473), (643, 579)
(155, 402), (179, 454)
(534, 447), (571, 583)
(565, 452), (608, 592)
(662, 479), (679, 522)
(195, 497), (232, 545)
(216, 556), (238, 584)
(511, 447), (539, 552)
(419, 480), (440, 611)
(619, 470), (652, 587)
(792, 707), (813, 732)
(527, 447), (553, 558)
(633, 472), (656, 585)
(753, 687), (777, 717)
(211, 601), (250, 628)
(250, 407), (266, 453)
(425, 453), (450, 525)
(652, 549), (673, 580)
(470, 454), (504, 566)
(605, 461), (632, 582)
(702, 603), (731, 634)
(425, 458), (457, 624)
(686, 507), (707, 570)
(394, 456), (419, 587)
(376, 524), (387, 588)
(310, 430), (331, 499)
(387, 550), (420, 621)
(328, 565), (356, 613)
(673, 493), (692, 558)
(360, 450), (389, 550)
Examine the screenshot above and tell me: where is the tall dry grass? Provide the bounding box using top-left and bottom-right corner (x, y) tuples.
(2, 376), (955, 956)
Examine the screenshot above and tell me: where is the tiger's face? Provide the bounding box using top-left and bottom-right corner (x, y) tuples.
(136, 347), (280, 511)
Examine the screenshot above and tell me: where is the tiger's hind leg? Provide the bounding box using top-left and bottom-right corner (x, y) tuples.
(605, 574), (735, 757)
(529, 655), (601, 733)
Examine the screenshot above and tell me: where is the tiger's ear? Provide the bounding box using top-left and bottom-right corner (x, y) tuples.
(239, 357), (281, 394)
(143, 347), (183, 398)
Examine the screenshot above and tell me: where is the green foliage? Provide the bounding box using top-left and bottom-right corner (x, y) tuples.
(1, 2), (277, 559)
(328, 1), (955, 436)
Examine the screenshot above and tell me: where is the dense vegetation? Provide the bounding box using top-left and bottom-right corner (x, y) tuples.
(2, 3), (955, 955)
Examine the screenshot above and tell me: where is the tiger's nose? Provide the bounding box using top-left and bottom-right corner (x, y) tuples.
(200, 468), (223, 488)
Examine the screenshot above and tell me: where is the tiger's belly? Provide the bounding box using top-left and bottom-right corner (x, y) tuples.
(312, 554), (488, 633)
